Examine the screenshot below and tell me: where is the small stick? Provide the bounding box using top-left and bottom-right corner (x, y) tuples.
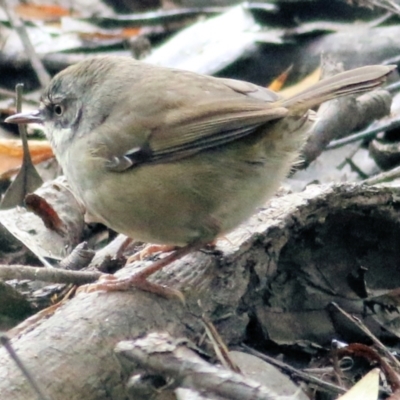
(0, 334), (50, 400)
(0, 0), (50, 87)
(242, 344), (346, 396)
(0, 264), (102, 285)
(330, 302), (400, 370)
(326, 115), (400, 150)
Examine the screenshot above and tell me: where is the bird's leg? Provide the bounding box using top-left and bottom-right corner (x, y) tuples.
(77, 242), (206, 299)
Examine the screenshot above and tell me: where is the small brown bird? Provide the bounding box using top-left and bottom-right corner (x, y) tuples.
(6, 57), (395, 296)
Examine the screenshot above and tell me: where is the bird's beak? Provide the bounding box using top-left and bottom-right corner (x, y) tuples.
(5, 109), (44, 124)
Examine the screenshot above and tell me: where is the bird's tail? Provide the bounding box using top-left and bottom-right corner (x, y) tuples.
(282, 65), (396, 115)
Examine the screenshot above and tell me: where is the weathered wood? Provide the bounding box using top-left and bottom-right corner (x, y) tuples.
(0, 183), (399, 399)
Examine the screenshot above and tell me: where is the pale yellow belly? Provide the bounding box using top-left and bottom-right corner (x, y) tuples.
(65, 117), (310, 246)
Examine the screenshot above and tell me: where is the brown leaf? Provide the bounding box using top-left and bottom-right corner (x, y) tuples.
(0, 139), (53, 178)
(14, 3), (70, 21)
(79, 28), (141, 42)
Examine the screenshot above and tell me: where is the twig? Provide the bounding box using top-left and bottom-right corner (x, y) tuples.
(329, 302), (400, 370)
(59, 242), (95, 270)
(0, 0), (50, 87)
(362, 165), (400, 185)
(0, 334), (50, 400)
(369, 0), (400, 14)
(88, 234), (132, 272)
(201, 314), (241, 373)
(301, 87), (392, 167)
(326, 114), (400, 150)
(16, 84), (38, 177)
(384, 79), (400, 94)
(116, 333), (281, 400)
(241, 344), (346, 396)
(0, 83), (43, 209)
(0, 86), (39, 105)
(0, 264), (102, 285)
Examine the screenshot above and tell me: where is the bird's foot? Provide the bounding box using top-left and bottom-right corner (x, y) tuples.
(127, 244), (177, 262)
(77, 272), (184, 301)
(76, 243), (204, 301)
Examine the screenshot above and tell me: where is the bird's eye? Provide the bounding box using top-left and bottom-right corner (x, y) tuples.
(54, 104), (64, 116)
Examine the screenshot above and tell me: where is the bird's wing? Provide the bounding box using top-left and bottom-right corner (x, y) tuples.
(146, 99), (288, 162)
(103, 76), (289, 170)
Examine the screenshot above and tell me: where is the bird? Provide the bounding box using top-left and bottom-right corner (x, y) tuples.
(5, 56), (395, 297)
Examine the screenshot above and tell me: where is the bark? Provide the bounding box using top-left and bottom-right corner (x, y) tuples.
(0, 183), (399, 399)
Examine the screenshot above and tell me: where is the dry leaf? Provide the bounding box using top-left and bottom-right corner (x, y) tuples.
(14, 3), (70, 21)
(79, 27), (141, 42)
(337, 368), (379, 400)
(279, 68), (321, 99)
(268, 65), (292, 92)
(0, 139), (53, 179)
